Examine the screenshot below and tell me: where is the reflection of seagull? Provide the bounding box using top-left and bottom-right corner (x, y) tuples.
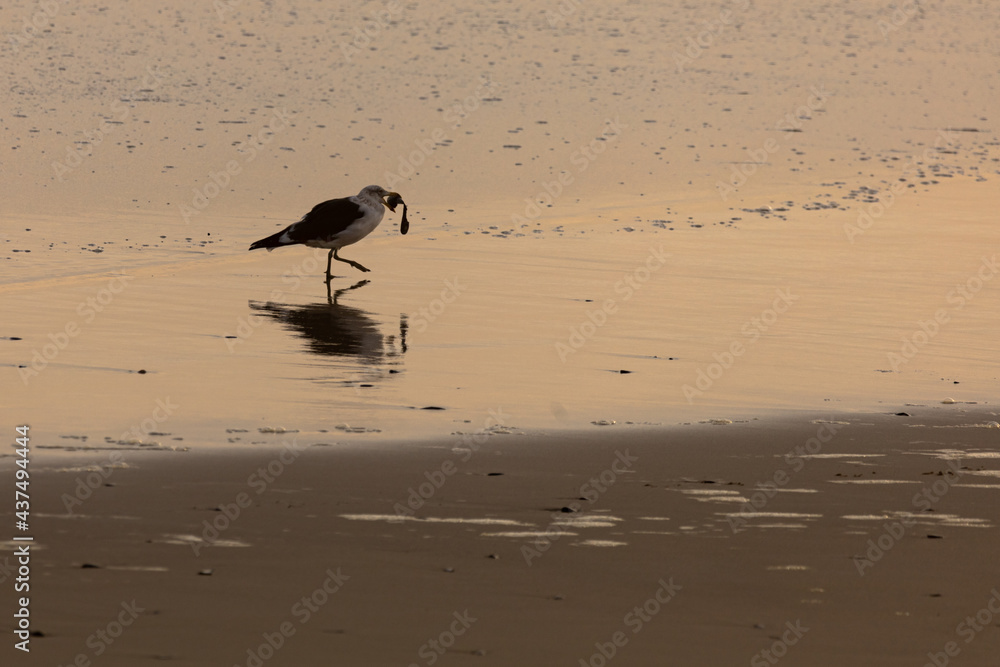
(249, 280), (406, 362)
(248, 185), (402, 281)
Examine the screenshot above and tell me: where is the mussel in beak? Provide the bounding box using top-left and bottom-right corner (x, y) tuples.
(385, 193), (409, 234)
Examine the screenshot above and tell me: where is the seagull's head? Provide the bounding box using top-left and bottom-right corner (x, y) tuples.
(361, 185), (403, 212)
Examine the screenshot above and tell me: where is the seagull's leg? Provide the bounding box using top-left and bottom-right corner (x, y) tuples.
(325, 249), (334, 282)
(333, 249), (371, 273)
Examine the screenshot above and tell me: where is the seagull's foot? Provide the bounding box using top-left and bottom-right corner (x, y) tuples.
(333, 251), (370, 273)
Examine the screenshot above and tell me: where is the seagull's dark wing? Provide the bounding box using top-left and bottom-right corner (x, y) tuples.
(249, 197), (365, 250)
(286, 197), (366, 242)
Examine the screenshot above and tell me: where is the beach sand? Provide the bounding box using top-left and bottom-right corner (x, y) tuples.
(2, 0), (999, 664)
(9, 408), (1000, 666)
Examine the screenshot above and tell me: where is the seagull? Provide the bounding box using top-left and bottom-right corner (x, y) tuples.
(249, 185), (404, 281)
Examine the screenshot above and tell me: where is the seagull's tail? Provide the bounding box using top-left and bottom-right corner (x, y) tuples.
(249, 231), (285, 252)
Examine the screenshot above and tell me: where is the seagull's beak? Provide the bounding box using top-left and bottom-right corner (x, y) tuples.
(383, 192), (401, 212)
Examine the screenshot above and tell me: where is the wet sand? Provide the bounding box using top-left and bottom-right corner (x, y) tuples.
(2, 0), (999, 664)
(6, 407), (1000, 665)
(3, 176), (999, 448)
